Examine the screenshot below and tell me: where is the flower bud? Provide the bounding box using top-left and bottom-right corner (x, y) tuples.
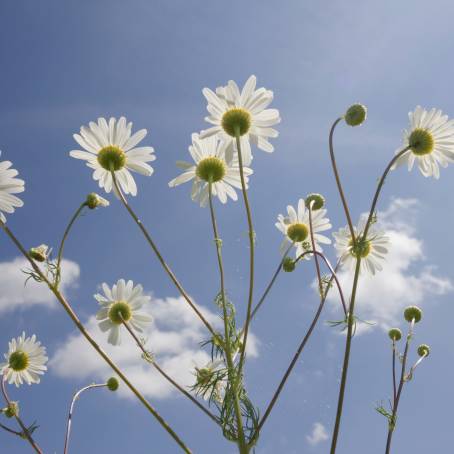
(28, 244), (49, 262)
(305, 193), (325, 210)
(86, 193), (109, 209)
(417, 344), (430, 357)
(388, 328), (402, 342)
(106, 377), (119, 392)
(4, 402), (19, 418)
(403, 306), (422, 323)
(282, 257), (296, 272)
(344, 104), (367, 127)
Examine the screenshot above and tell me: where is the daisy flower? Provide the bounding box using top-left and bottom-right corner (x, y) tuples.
(0, 158), (24, 223)
(95, 279), (152, 346)
(168, 133), (252, 207)
(70, 117), (155, 195)
(275, 199), (331, 259)
(333, 221), (389, 275)
(0, 333), (48, 387)
(193, 358), (226, 402)
(200, 75), (280, 165)
(392, 106), (454, 179)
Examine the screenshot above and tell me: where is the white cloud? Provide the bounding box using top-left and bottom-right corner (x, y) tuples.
(51, 295), (259, 400)
(306, 422), (329, 446)
(0, 257), (80, 314)
(326, 198), (453, 332)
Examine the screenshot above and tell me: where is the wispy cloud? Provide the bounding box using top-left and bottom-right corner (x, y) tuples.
(51, 294), (259, 399)
(0, 257), (79, 314)
(326, 198), (453, 332)
(306, 422), (329, 446)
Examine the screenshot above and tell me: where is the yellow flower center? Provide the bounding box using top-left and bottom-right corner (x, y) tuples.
(196, 157), (226, 182)
(287, 223), (309, 242)
(9, 350), (29, 372)
(97, 146), (126, 171)
(221, 108), (251, 137)
(108, 301), (132, 324)
(349, 238), (371, 258)
(408, 128), (434, 156)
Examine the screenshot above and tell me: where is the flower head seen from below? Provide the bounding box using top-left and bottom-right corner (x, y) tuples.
(70, 117), (155, 196)
(86, 192), (109, 209)
(333, 220), (389, 275)
(0, 333), (48, 387)
(392, 106), (454, 179)
(275, 199), (331, 259)
(0, 157), (25, 224)
(28, 244), (50, 262)
(200, 75), (280, 165)
(95, 279), (152, 346)
(168, 133), (253, 207)
(193, 359), (226, 403)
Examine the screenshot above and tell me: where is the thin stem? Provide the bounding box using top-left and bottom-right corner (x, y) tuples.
(110, 172), (215, 337)
(120, 317), (219, 425)
(385, 322), (412, 454)
(330, 257), (361, 454)
(1, 222), (191, 453)
(308, 204), (323, 296)
(249, 244), (293, 321)
(0, 422), (22, 437)
(207, 182), (247, 453)
(1, 377), (43, 454)
(234, 130), (255, 382)
(64, 383), (107, 454)
(392, 342), (397, 403)
(55, 202), (86, 287)
(251, 251), (341, 443)
(329, 118), (356, 241)
(330, 146), (411, 454)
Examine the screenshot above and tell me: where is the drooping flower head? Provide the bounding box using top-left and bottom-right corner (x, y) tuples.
(0, 333), (48, 387)
(200, 75), (280, 165)
(392, 106), (454, 179)
(275, 199), (331, 259)
(333, 219), (389, 275)
(95, 279), (152, 346)
(0, 158), (24, 224)
(70, 117), (155, 195)
(168, 133), (252, 207)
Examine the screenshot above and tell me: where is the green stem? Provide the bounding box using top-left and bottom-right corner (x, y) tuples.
(1, 222), (191, 453)
(208, 182), (248, 453)
(55, 202), (86, 287)
(110, 172), (216, 337)
(234, 131), (255, 384)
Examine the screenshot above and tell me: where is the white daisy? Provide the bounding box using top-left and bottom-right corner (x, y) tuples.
(275, 199), (331, 259)
(95, 279), (152, 346)
(0, 158), (24, 223)
(168, 133), (253, 207)
(392, 106), (454, 179)
(0, 333), (48, 387)
(70, 117), (155, 196)
(333, 221), (389, 275)
(194, 358), (226, 402)
(200, 75), (280, 165)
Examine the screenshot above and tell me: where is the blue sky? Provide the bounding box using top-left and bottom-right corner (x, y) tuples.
(1, 0), (454, 453)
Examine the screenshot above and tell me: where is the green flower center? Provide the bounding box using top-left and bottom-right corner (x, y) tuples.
(196, 157), (226, 182)
(287, 223), (309, 242)
(108, 301), (132, 324)
(221, 108), (251, 137)
(350, 238), (371, 258)
(9, 351), (29, 372)
(97, 146), (126, 171)
(196, 368), (213, 386)
(408, 128), (434, 156)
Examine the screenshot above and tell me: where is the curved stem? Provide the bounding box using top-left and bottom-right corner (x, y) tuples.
(110, 172), (215, 338)
(1, 377), (43, 454)
(1, 222), (191, 453)
(250, 252), (341, 443)
(120, 317), (219, 425)
(308, 204), (323, 296)
(392, 342), (397, 403)
(234, 131), (255, 382)
(64, 383), (107, 454)
(55, 202), (86, 287)
(329, 118), (356, 241)
(0, 422), (22, 437)
(208, 182), (247, 453)
(249, 245), (292, 322)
